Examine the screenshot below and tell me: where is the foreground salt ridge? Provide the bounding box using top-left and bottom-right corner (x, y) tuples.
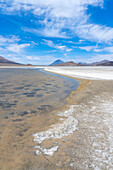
(33, 105), (78, 156)
(44, 67), (113, 80)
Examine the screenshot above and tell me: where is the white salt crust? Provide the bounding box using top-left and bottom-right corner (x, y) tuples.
(72, 96), (113, 169)
(35, 146), (59, 156)
(33, 105), (78, 156)
(44, 66), (113, 80)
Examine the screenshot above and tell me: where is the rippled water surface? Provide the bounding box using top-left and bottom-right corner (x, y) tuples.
(0, 68), (79, 169)
(0, 68), (79, 119)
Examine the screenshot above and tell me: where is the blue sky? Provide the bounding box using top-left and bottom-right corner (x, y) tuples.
(0, 0), (113, 65)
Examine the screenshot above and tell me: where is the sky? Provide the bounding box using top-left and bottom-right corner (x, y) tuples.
(0, 0), (113, 65)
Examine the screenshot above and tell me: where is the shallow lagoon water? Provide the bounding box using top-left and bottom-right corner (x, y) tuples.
(0, 68), (79, 118)
(0, 68), (79, 169)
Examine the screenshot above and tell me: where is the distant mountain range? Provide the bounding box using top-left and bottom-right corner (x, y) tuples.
(91, 60), (113, 66)
(0, 56), (113, 66)
(50, 59), (113, 66)
(0, 56), (22, 66)
(52, 61), (82, 66)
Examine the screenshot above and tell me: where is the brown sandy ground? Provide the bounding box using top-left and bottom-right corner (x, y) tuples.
(0, 76), (113, 169)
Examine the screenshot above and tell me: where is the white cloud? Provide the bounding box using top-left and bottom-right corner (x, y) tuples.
(66, 41), (76, 44)
(79, 39), (86, 43)
(26, 56), (40, 60)
(66, 49), (72, 52)
(2, 0), (111, 42)
(6, 43), (30, 53)
(94, 46), (113, 53)
(56, 45), (66, 50)
(42, 39), (54, 47)
(0, 35), (31, 57)
(47, 50), (57, 53)
(63, 40), (86, 45)
(1, 0), (103, 17)
(76, 24), (113, 43)
(78, 46), (96, 52)
(23, 27), (68, 38)
(42, 39), (72, 51)
(0, 35), (20, 45)
(78, 45), (113, 53)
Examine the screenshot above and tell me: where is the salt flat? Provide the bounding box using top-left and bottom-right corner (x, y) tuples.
(45, 66), (113, 80)
(1, 66), (113, 169)
(1, 66), (113, 80)
(43, 66), (113, 169)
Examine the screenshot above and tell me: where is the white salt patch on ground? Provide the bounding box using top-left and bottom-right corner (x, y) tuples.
(33, 105), (78, 156)
(73, 95), (113, 169)
(44, 66), (113, 80)
(35, 146), (59, 156)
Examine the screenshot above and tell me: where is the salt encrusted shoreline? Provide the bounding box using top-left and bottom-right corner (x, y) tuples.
(33, 91), (113, 168)
(40, 67), (113, 169)
(44, 66), (113, 80)
(33, 105), (78, 156)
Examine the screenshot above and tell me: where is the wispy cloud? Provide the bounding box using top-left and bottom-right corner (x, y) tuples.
(0, 35), (20, 45)
(6, 43), (30, 53)
(0, 35), (32, 63)
(66, 49), (72, 52)
(78, 45), (113, 53)
(78, 46), (96, 52)
(94, 46), (113, 53)
(26, 56), (40, 60)
(1, 0), (111, 42)
(76, 24), (113, 43)
(42, 39), (72, 51)
(23, 27), (68, 38)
